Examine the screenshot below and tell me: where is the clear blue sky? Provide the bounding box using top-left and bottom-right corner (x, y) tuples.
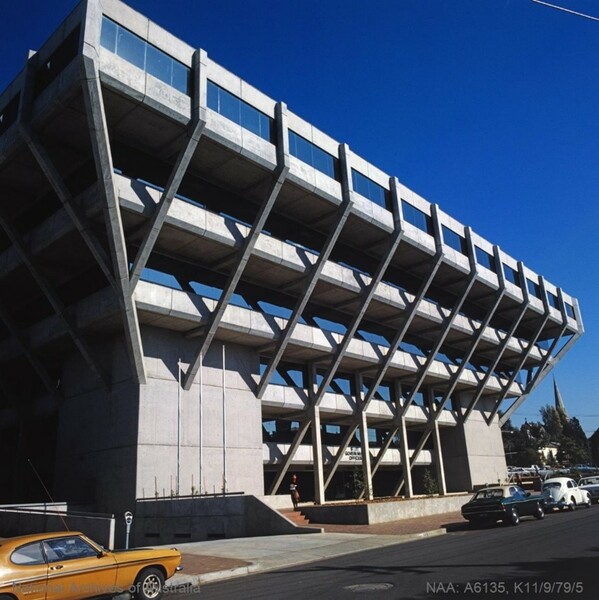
(2, 0), (598, 435)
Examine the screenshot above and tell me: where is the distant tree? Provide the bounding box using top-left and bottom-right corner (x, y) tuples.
(514, 446), (542, 468)
(540, 405), (568, 440)
(557, 417), (591, 465)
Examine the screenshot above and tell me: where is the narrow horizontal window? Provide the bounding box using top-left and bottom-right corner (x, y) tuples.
(288, 130), (339, 180)
(100, 16), (190, 95)
(503, 264), (520, 287)
(207, 80), (273, 142)
(401, 200), (433, 235)
(442, 225), (467, 255)
(351, 169), (389, 209)
(475, 246), (495, 272)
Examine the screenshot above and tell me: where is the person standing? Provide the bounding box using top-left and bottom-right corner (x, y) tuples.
(290, 474), (300, 510)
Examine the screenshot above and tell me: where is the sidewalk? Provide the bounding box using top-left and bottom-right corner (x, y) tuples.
(166, 511), (465, 589)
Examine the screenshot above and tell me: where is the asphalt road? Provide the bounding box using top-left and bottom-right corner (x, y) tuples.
(171, 506), (599, 600)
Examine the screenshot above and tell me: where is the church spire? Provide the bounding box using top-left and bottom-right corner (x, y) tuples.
(553, 377), (568, 417)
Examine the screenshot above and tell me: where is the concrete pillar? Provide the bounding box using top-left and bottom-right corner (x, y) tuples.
(399, 416), (413, 497)
(358, 409), (373, 500)
(432, 420), (447, 495)
(311, 405), (325, 504)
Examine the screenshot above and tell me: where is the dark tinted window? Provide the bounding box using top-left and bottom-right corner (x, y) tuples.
(442, 225), (467, 254)
(289, 130), (338, 179)
(527, 278), (541, 299)
(475, 246), (495, 272)
(503, 264), (520, 287)
(207, 81), (273, 142)
(351, 169), (389, 209)
(402, 200), (433, 235)
(101, 17), (190, 95)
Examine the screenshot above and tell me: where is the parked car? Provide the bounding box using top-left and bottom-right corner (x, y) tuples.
(541, 477), (592, 511)
(579, 476), (599, 504)
(461, 485), (545, 526)
(0, 531), (181, 600)
(573, 464), (596, 474)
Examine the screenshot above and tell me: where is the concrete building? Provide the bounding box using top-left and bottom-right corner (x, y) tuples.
(0, 0), (582, 516)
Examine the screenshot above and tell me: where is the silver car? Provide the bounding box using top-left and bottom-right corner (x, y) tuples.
(579, 476), (599, 504)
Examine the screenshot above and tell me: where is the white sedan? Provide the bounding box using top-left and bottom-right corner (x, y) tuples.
(541, 477), (592, 511)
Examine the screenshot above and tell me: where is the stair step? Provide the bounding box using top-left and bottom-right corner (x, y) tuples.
(280, 509), (311, 526)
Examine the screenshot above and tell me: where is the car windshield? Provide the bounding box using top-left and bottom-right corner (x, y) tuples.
(542, 482), (561, 490)
(474, 488), (504, 500)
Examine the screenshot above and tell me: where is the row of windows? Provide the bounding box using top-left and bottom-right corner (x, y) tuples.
(100, 17), (190, 94)
(99, 20), (576, 323)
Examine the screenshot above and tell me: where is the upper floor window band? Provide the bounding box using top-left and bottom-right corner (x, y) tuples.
(207, 80), (273, 142)
(100, 17), (190, 95)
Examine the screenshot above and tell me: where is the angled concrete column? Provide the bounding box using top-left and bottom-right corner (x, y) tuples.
(313, 239), (403, 405)
(80, 56), (146, 385)
(363, 249), (444, 407)
(183, 102), (289, 390)
(401, 220), (477, 414)
(267, 419), (311, 495)
(324, 422), (358, 490)
(129, 49), (208, 290)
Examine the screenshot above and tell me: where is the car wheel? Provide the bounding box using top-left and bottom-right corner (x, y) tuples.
(568, 498), (576, 511)
(508, 507), (520, 526)
(534, 503), (545, 520)
(134, 567), (165, 600)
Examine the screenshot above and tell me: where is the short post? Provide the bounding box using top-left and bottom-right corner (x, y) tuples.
(124, 511), (133, 549)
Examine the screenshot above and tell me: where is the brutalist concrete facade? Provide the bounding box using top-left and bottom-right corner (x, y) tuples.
(0, 0), (582, 515)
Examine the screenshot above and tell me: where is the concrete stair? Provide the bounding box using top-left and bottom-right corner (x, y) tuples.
(280, 508), (312, 528)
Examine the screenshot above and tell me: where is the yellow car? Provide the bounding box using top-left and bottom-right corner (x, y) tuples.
(0, 531), (181, 599)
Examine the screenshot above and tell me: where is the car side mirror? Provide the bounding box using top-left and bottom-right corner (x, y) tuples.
(97, 550), (105, 558)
